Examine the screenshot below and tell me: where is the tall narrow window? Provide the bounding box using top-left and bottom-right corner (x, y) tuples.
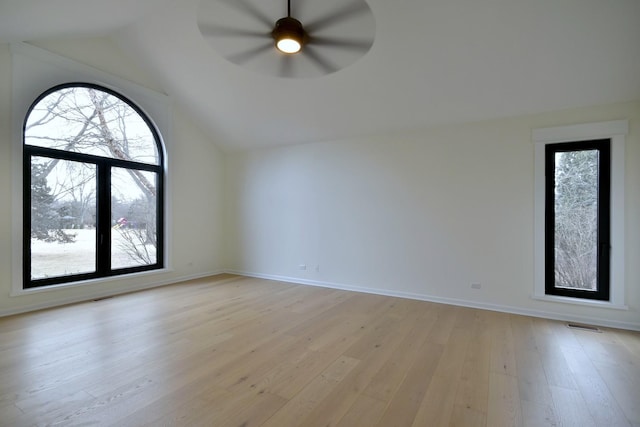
(23, 83), (164, 288)
(545, 140), (610, 300)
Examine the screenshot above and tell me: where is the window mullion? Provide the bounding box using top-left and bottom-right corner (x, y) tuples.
(22, 152), (33, 287)
(96, 161), (111, 275)
(597, 142), (611, 300)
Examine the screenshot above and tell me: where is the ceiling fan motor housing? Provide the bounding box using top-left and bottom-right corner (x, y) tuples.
(272, 16), (308, 52)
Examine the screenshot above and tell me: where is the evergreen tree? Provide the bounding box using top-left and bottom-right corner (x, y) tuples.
(30, 163), (74, 243)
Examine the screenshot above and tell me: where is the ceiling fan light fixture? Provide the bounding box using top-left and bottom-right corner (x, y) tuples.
(273, 17), (306, 54)
(276, 38), (301, 54)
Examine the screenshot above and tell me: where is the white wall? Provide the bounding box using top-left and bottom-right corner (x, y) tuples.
(225, 101), (640, 330)
(0, 39), (226, 315)
(1, 38), (638, 331)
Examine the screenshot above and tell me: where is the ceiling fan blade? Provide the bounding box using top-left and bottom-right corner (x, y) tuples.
(278, 55), (294, 78)
(304, 1), (369, 33)
(303, 46), (338, 74)
(308, 36), (372, 52)
(227, 42), (274, 64)
(219, 0), (274, 29)
(199, 23), (270, 39)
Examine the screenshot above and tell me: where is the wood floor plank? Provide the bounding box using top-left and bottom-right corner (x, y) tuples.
(208, 334), (299, 390)
(298, 313), (410, 427)
(0, 401), (28, 427)
(510, 315), (558, 427)
(239, 347), (335, 400)
(361, 309), (438, 403)
(561, 340), (630, 426)
(48, 376), (161, 425)
(489, 311), (518, 377)
(412, 324), (471, 426)
(374, 339), (444, 426)
(532, 320), (579, 391)
(520, 399), (558, 427)
(590, 358), (640, 425)
(179, 389), (287, 427)
(412, 373), (458, 427)
(549, 385), (597, 427)
(260, 355), (360, 427)
(116, 376), (232, 426)
(454, 310), (491, 417)
(449, 404), (487, 427)
(487, 371), (523, 427)
(335, 394), (388, 427)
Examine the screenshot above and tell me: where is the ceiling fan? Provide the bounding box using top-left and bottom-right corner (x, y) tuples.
(197, 0), (375, 78)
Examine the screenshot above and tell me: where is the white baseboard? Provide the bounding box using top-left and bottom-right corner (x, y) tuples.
(226, 270), (640, 332)
(5, 268), (638, 332)
(0, 270), (225, 318)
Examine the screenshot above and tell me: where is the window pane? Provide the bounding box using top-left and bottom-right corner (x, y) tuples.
(25, 86), (159, 165)
(111, 167), (158, 269)
(553, 150), (599, 291)
(30, 156), (97, 279)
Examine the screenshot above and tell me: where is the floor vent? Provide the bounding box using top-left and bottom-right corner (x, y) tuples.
(567, 323), (601, 333)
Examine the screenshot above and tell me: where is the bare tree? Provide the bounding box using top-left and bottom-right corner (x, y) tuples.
(553, 150), (598, 290)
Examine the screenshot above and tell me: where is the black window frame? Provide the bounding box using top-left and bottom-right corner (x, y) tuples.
(544, 139), (610, 301)
(23, 83), (165, 289)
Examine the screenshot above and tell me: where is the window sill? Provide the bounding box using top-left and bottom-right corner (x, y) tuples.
(10, 267), (173, 297)
(531, 294), (628, 310)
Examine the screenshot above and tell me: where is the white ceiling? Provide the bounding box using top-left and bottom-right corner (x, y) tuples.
(1, 0), (639, 150)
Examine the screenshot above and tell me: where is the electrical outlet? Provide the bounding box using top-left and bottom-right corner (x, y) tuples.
(471, 283), (482, 290)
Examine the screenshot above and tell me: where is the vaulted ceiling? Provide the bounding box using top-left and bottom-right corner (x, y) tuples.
(1, 0), (639, 150)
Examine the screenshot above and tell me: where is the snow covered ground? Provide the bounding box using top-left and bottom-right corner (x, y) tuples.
(30, 228), (155, 279)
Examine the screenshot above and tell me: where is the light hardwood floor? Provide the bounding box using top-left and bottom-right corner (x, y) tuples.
(1, 275), (639, 426)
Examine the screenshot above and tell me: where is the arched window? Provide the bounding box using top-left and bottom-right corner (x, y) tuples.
(23, 83), (164, 288)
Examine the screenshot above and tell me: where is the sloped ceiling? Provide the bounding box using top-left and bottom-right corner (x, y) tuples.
(1, 0), (639, 150)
